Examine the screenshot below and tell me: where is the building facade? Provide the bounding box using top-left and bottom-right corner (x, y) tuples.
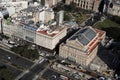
(39, 8), (54, 23)
(108, 1), (120, 16)
(40, 0), (62, 7)
(59, 26), (106, 67)
(36, 25), (67, 50)
(69, 0), (101, 12)
(0, 7), (9, 19)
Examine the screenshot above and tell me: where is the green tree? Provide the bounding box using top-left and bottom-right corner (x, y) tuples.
(0, 68), (14, 80)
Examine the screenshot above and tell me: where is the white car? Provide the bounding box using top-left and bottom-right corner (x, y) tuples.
(38, 58), (45, 64)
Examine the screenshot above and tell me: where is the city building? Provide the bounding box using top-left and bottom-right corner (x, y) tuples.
(2, 18), (23, 38)
(0, 1), (28, 16)
(21, 6), (54, 23)
(0, 7), (9, 19)
(40, 0), (62, 7)
(0, 0), (30, 2)
(68, 0), (101, 12)
(2, 4), (67, 50)
(55, 10), (64, 26)
(39, 8), (54, 23)
(23, 20), (38, 43)
(65, 0), (72, 5)
(59, 26), (106, 67)
(36, 24), (67, 50)
(108, 1), (120, 16)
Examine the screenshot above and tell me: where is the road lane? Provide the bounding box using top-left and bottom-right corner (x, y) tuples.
(0, 48), (34, 69)
(19, 60), (49, 80)
(0, 61), (22, 77)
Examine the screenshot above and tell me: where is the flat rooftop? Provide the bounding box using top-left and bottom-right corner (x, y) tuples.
(37, 25), (65, 37)
(21, 5), (43, 12)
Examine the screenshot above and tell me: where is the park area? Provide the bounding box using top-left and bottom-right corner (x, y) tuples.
(11, 45), (39, 60)
(93, 16), (120, 41)
(53, 3), (91, 24)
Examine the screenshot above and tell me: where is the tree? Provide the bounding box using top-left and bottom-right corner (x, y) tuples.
(0, 68), (14, 80)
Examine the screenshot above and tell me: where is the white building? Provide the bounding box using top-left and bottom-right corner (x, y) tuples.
(23, 22), (38, 43)
(36, 25), (67, 50)
(0, 7), (9, 19)
(39, 8), (54, 23)
(2, 19), (17, 37)
(108, 1), (120, 16)
(56, 10), (64, 26)
(59, 27), (106, 66)
(0, 1), (28, 16)
(69, 0), (101, 12)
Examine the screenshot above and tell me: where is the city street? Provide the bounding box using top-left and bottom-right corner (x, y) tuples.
(97, 48), (120, 69)
(42, 69), (61, 80)
(19, 59), (49, 80)
(0, 61), (22, 77)
(0, 48), (34, 69)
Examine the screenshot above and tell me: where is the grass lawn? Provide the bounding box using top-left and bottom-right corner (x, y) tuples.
(93, 19), (120, 29)
(75, 14), (90, 24)
(64, 11), (90, 24)
(93, 19), (120, 41)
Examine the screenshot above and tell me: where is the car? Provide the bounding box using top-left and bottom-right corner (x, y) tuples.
(99, 77), (105, 80)
(38, 58), (45, 64)
(8, 56), (11, 60)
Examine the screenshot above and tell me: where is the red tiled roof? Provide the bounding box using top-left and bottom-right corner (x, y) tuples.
(88, 42), (98, 54)
(95, 29), (105, 37)
(87, 29), (105, 54)
(37, 28), (64, 37)
(37, 30), (57, 37)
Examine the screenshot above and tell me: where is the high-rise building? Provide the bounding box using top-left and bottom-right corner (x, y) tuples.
(59, 26), (106, 67)
(56, 10), (64, 26)
(39, 8), (54, 23)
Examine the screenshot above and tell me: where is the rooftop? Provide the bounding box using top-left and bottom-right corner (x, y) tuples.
(24, 24), (39, 31)
(65, 21), (78, 27)
(0, 7), (6, 11)
(67, 27), (106, 54)
(21, 5), (43, 12)
(37, 25), (65, 37)
(69, 27), (97, 46)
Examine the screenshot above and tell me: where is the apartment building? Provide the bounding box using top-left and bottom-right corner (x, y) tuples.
(59, 26), (106, 67)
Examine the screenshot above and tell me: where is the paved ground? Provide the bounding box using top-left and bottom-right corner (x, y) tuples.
(97, 48), (120, 69)
(42, 69), (61, 80)
(0, 48), (34, 69)
(19, 60), (49, 80)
